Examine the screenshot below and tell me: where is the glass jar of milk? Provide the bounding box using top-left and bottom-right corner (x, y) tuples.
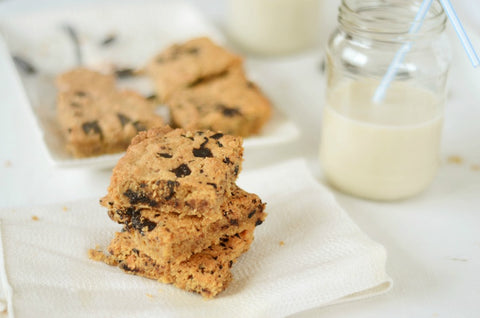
(319, 0), (452, 201)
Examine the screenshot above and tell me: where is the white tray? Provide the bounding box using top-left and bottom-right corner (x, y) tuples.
(0, 1), (299, 168)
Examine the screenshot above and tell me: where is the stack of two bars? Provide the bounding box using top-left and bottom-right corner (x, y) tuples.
(95, 126), (266, 298)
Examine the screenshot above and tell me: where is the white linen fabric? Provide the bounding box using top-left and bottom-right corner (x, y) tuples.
(0, 159), (391, 318)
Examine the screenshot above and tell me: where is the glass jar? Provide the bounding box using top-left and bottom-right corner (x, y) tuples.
(227, 0), (322, 55)
(319, 0), (452, 201)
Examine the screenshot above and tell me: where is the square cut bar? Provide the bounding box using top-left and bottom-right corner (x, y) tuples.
(101, 126), (243, 220)
(167, 66), (272, 137)
(56, 68), (164, 157)
(112, 187), (266, 264)
(144, 37), (242, 102)
(91, 229), (255, 298)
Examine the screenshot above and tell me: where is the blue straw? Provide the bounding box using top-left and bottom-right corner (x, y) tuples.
(372, 0), (434, 103)
(373, 0), (480, 103)
(439, 0), (480, 67)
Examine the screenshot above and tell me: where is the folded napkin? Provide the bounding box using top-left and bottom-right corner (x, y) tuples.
(0, 159), (392, 318)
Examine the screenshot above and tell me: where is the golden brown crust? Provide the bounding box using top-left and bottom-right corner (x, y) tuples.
(145, 37), (242, 102)
(167, 66), (272, 137)
(56, 68), (164, 158)
(101, 127), (244, 220)
(103, 229), (256, 298)
(113, 187), (266, 264)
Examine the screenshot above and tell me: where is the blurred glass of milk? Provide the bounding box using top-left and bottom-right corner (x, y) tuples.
(227, 0), (337, 55)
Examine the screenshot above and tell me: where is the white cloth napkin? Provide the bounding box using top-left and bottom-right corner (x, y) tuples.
(0, 159), (392, 318)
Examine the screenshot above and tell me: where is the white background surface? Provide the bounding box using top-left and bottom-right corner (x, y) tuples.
(0, 0), (479, 317)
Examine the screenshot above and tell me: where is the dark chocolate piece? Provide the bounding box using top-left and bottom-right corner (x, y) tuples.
(170, 163), (191, 178)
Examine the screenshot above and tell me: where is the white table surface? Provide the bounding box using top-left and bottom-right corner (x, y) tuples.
(1, 0), (479, 317)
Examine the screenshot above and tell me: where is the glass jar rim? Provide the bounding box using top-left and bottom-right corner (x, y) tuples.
(339, 0), (447, 38)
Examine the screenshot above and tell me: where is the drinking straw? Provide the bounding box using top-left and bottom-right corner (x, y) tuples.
(373, 0), (480, 103)
(438, 0), (480, 67)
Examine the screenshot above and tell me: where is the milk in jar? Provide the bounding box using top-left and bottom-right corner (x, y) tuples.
(320, 79), (443, 200)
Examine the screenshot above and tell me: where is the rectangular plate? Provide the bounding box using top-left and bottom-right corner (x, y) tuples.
(0, 1), (299, 168)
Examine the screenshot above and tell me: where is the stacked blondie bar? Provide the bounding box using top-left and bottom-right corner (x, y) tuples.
(56, 68), (164, 157)
(145, 37), (272, 137)
(93, 126), (266, 297)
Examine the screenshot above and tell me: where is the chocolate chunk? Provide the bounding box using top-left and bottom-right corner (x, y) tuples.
(75, 91), (87, 97)
(117, 113), (131, 127)
(193, 147), (213, 158)
(216, 141), (223, 147)
(223, 157), (231, 165)
(248, 209), (256, 219)
(192, 137), (213, 158)
(210, 133), (224, 139)
(217, 104), (241, 117)
(131, 214), (157, 234)
(132, 248), (139, 255)
(207, 182), (217, 189)
(146, 93), (157, 101)
(228, 260), (233, 268)
(132, 121), (146, 132)
(187, 47), (199, 55)
(115, 68), (135, 78)
(156, 153), (173, 158)
(229, 219), (239, 226)
(219, 242), (226, 247)
(82, 121), (102, 138)
(124, 207), (137, 217)
(171, 164), (191, 178)
(200, 137), (209, 148)
(234, 165), (239, 176)
(255, 219), (263, 226)
(181, 134), (194, 141)
(165, 180), (179, 200)
(121, 263), (138, 272)
(123, 189), (157, 207)
(100, 34), (117, 46)
(12, 56), (37, 75)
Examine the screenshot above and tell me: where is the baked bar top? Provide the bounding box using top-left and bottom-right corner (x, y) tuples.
(167, 66), (272, 137)
(56, 67), (116, 95)
(101, 126), (244, 219)
(56, 68), (164, 158)
(145, 37), (242, 101)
